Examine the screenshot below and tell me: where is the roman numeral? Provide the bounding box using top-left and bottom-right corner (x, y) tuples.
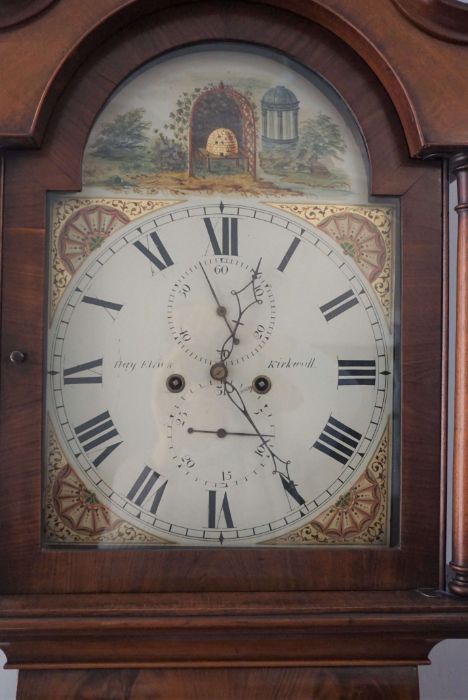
(208, 490), (234, 528)
(81, 295), (123, 315)
(204, 217), (238, 255)
(74, 410), (122, 467)
(127, 466), (168, 514)
(134, 230), (174, 271)
(280, 474), (305, 506)
(320, 289), (359, 321)
(277, 237), (301, 272)
(338, 360), (376, 386)
(313, 416), (362, 465)
(63, 358), (103, 385)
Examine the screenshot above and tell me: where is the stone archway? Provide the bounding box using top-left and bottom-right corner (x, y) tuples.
(189, 83), (256, 177)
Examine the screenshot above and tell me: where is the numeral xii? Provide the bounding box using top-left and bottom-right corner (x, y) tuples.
(204, 217), (238, 255)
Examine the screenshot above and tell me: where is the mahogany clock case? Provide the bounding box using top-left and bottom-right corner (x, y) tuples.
(0, 2), (444, 594)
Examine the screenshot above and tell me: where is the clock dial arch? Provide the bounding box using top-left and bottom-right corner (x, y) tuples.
(47, 202), (392, 545)
(0, 0), (445, 598)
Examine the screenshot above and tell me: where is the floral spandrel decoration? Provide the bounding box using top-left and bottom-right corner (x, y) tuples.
(52, 465), (123, 537)
(58, 204), (131, 275)
(317, 212), (386, 284)
(265, 424), (389, 545)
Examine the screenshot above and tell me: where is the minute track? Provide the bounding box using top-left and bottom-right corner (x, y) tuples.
(47, 201), (392, 545)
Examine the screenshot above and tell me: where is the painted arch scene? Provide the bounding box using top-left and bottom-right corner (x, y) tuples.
(82, 45), (369, 201)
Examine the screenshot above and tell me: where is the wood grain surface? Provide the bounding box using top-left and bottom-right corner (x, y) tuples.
(0, 1), (443, 595)
(450, 153), (468, 596)
(392, 0), (468, 44)
(3, 590), (468, 672)
(16, 667), (420, 699)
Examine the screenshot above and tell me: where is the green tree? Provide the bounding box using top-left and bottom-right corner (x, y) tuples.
(91, 108), (151, 159)
(151, 130), (187, 171)
(297, 114), (346, 172)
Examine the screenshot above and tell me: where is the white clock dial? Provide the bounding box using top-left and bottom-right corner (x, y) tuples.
(47, 201), (392, 545)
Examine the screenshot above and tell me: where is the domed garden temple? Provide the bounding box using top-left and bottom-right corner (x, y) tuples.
(261, 85), (300, 146)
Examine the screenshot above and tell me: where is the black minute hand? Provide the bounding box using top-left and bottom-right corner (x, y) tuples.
(222, 379), (304, 506)
(199, 262), (234, 337)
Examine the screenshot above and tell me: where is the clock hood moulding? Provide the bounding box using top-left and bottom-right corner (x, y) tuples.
(1, 2), (424, 213)
(1, 0), (468, 157)
(391, 0), (468, 44)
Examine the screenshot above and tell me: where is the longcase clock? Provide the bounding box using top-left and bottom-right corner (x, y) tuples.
(1, 1), (468, 698)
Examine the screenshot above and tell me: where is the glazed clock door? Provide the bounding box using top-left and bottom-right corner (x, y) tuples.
(44, 44), (396, 551)
(47, 201), (392, 546)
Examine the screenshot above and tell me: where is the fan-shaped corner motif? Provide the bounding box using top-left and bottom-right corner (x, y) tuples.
(318, 212), (386, 284)
(58, 205), (130, 275)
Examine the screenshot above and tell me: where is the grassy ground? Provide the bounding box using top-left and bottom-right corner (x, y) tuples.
(83, 155), (353, 197)
(135, 171), (298, 196)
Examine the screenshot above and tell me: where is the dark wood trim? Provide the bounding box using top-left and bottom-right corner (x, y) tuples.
(392, 0), (468, 44)
(0, 0), (57, 30)
(1, 591), (468, 670)
(1, 0), (468, 156)
(449, 152), (468, 596)
(0, 152), (4, 393)
(5, 1), (420, 199)
(0, 0), (415, 153)
(16, 667), (420, 700)
(440, 156), (450, 589)
(1, 590), (463, 617)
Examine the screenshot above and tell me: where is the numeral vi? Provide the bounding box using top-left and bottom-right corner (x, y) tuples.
(208, 490), (234, 528)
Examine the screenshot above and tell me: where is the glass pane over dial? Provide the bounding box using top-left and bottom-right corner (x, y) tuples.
(44, 44), (397, 548)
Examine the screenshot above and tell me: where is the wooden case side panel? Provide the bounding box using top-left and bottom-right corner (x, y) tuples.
(16, 667), (420, 699)
(450, 153), (468, 596)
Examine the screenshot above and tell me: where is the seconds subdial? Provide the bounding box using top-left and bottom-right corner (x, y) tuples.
(167, 381), (276, 489)
(167, 257), (276, 365)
